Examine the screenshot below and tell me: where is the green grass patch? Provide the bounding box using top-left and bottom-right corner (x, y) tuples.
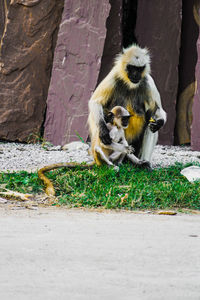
(0, 171), (43, 194)
(0, 163), (200, 210)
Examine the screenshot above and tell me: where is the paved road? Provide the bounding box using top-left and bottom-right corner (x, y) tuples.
(0, 207), (200, 300)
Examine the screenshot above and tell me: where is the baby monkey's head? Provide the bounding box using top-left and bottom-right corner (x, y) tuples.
(106, 106), (131, 129)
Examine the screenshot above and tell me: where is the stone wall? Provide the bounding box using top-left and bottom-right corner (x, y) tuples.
(135, 0), (182, 145)
(0, 0), (10, 39)
(97, 0), (123, 84)
(44, 0), (111, 145)
(175, 0), (199, 145)
(0, 0), (64, 142)
(0, 0), (200, 150)
(191, 21), (200, 150)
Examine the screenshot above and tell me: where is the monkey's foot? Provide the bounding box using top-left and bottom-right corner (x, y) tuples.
(113, 165), (119, 172)
(138, 160), (152, 171)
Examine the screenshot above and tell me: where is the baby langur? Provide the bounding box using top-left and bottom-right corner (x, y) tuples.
(92, 106), (150, 169)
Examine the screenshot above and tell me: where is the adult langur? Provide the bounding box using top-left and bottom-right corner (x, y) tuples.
(88, 44), (167, 166)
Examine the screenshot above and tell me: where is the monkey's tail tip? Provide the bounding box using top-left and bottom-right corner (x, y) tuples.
(45, 186), (55, 197)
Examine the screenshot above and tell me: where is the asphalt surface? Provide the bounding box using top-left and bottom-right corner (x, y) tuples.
(0, 207), (200, 300)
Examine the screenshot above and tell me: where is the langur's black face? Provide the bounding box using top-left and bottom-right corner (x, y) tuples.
(121, 115), (131, 128)
(126, 64), (145, 84)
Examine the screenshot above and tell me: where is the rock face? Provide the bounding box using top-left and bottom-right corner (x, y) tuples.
(44, 0), (111, 146)
(135, 0), (182, 145)
(0, 0), (9, 39)
(175, 0), (199, 145)
(191, 31), (200, 150)
(0, 0), (64, 142)
(97, 0), (123, 84)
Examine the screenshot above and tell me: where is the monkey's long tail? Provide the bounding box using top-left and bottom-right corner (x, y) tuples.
(38, 161), (95, 197)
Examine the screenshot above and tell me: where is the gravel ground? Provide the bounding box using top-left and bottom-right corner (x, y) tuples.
(0, 141), (200, 172)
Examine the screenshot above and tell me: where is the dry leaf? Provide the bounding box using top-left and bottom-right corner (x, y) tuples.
(120, 193), (128, 204)
(157, 211), (177, 216)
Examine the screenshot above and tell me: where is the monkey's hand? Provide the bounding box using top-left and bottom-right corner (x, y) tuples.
(99, 120), (112, 145)
(149, 118), (164, 133)
(127, 145), (135, 154)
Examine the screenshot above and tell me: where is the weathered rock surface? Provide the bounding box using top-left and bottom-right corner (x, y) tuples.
(0, 0), (64, 142)
(97, 0), (123, 84)
(191, 30), (200, 151)
(135, 0), (182, 145)
(44, 0), (111, 146)
(175, 0), (199, 145)
(62, 141), (89, 152)
(0, 0), (10, 39)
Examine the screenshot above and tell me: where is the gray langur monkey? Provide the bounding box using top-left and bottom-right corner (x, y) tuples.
(88, 44), (167, 166)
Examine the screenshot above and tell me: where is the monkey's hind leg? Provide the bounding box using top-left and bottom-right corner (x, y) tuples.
(94, 146), (119, 170)
(109, 151), (126, 165)
(109, 151), (122, 162)
(117, 153), (126, 165)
